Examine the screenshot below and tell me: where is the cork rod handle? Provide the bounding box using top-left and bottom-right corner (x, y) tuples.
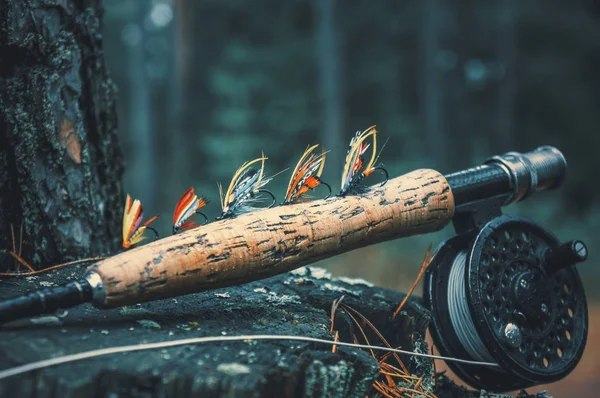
(88, 169), (455, 307)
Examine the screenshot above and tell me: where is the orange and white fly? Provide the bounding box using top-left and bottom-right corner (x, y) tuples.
(172, 187), (209, 234)
(218, 155), (277, 219)
(122, 194), (159, 249)
(340, 125), (388, 196)
(283, 144), (331, 204)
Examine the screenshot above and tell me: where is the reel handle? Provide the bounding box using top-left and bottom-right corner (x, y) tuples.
(544, 239), (588, 276)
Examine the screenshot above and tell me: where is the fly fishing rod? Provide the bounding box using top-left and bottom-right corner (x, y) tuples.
(0, 146), (588, 392)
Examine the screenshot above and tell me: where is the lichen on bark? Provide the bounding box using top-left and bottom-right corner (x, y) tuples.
(0, 0), (124, 270)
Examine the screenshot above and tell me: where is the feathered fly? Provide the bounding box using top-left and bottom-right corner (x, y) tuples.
(0, 196), (158, 275)
(283, 144), (331, 204)
(218, 155), (277, 219)
(122, 194), (159, 249)
(172, 187), (209, 234)
(340, 125), (388, 196)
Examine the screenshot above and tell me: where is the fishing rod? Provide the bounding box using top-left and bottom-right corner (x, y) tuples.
(0, 145), (589, 392)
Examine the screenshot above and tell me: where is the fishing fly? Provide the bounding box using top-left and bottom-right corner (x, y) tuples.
(172, 188), (209, 234)
(217, 155), (277, 219)
(340, 125), (388, 196)
(122, 194), (159, 249)
(283, 144), (331, 204)
(0, 195), (159, 277)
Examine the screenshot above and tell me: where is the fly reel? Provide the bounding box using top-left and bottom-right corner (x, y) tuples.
(424, 214), (588, 392)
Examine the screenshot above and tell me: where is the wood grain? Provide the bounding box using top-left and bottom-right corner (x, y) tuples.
(88, 169), (455, 307)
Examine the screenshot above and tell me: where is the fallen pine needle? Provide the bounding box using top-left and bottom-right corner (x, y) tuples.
(329, 295), (345, 333)
(342, 303), (409, 374)
(392, 244), (434, 319)
(332, 330), (339, 353)
(340, 304), (377, 359)
(0, 254), (104, 277)
(10, 224), (34, 273)
(379, 363), (420, 381)
(0, 334), (499, 380)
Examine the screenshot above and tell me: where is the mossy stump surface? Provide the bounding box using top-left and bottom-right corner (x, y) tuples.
(0, 266), (549, 397)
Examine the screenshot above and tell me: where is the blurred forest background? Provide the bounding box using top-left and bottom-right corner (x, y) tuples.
(102, 0), (600, 395)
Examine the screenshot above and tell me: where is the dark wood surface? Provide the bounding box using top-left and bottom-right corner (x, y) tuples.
(0, 265), (549, 397)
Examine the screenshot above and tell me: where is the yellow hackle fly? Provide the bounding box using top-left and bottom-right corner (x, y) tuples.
(218, 154), (277, 219)
(340, 125), (388, 196)
(122, 194), (158, 249)
(283, 144), (331, 204)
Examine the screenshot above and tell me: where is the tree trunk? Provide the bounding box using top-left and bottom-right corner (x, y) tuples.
(0, 0), (124, 270)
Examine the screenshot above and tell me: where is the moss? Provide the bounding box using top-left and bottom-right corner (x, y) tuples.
(304, 359), (354, 398)
(0, 0), (124, 270)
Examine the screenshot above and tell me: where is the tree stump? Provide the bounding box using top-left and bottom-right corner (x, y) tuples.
(0, 266), (551, 397)
(0, 0), (124, 270)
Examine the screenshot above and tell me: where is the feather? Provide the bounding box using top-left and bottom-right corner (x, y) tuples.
(122, 194), (158, 249)
(284, 145), (328, 204)
(173, 188), (209, 232)
(219, 154), (277, 217)
(340, 125), (386, 195)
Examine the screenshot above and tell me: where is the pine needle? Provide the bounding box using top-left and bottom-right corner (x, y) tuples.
(332, 331), (339, 353)
(0, 254), (104, 277)
(341, 303), (409, 374)
(18, 222), (23, 258)
(329, 295), (345, 333)
(392, 244), (434, 319)
(9, 250), (35, 273)
(341, 304), (377, 359)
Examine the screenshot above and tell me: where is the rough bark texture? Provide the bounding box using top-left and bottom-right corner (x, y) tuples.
(0, 265), (551, 398)
(0, 0), (124, 270)
(89, 169), (454, 308)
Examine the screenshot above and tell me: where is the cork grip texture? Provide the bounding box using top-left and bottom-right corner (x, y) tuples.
(88, 169), (455, 307)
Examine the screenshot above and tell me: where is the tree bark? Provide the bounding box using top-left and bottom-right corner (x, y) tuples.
(0, 0), (124, 270)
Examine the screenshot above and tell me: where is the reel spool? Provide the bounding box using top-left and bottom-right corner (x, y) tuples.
(424, 214), (588, 392)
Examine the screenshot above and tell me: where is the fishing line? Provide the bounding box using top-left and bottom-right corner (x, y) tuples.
(0, 333), (499, 380)
(447, 250), (499, 366)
